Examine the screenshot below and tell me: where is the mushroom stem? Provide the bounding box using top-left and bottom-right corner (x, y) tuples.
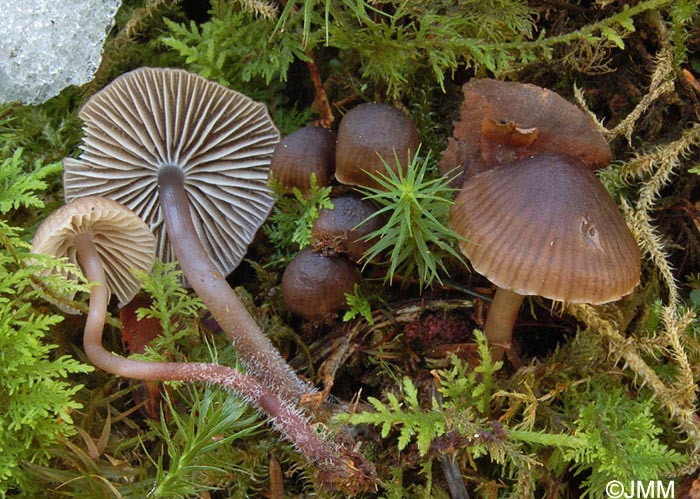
(483, 287), (524, 362)
(73, 232), (366, 483)
(157, 167), (312, 403)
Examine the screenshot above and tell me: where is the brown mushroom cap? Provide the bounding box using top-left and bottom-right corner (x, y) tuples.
(311, 195), (383, 262)
(335, 102), (419, 189)
(450, 153), (640, 304)
(281, 248), (360, 321)
(63, 67), (278, 279)
(32, 196), (156, 311)
(270, 126), (336, 195)
(440, 78), (612, 185)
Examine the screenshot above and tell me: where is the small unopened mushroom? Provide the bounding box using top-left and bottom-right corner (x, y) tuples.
(450, 153), (640, 361)
(32, 196), (369, 486)
(62, 67), (310, 402)
(440, 78), (613, 185)
(270, 126), (336, 195)
(335, 102), (419, 188)
(311, 195), (382, 262)
(281, 248), (360, 322)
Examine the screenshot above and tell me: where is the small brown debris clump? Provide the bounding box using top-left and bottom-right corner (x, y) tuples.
(403, 314), (471, 349)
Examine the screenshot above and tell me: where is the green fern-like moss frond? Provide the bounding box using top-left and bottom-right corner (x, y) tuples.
(564, 386), (686, 498)
(263, 173), (333, 266)
(0, 149), (92, 494)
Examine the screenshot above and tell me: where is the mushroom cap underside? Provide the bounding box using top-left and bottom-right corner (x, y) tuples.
(32, 196), (156, 311)
(450, 153), (640, 304)
(63, 67), (279, 280)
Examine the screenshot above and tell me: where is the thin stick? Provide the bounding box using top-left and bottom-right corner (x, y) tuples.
(306, 50), (334, 128)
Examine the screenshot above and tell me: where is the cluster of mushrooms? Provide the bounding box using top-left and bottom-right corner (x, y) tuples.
(30, 66), (641, 491)
(31, 67), (375, 492)
(442, 79), (641, 361)
(272, 79), (641, 367)
(280, 195), (378, 323)
(271, 103), (418, 321)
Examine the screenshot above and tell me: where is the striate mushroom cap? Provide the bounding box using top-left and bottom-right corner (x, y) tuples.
(32, 196), (156, 312)
(450, 153), (640, 304)
(440, 78), (612, 185)
(63, 67), (279, 280)
(281, 248), (360, 322)
(335, 102), (419, 189)
(270, 126), (336, 195)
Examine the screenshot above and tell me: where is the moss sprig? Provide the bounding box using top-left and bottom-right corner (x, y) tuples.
(263, 173), (333, 267)
(0, 148), (91, 494)
(358, 147), (466, 291)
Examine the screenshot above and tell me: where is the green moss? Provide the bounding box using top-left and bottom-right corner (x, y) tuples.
(0, 148), (92, 496)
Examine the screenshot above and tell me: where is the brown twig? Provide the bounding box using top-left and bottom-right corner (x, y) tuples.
(306, 51), (334, 128)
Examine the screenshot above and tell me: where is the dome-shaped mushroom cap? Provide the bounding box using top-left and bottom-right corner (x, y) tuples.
(270, 126), (336, 195)
(63, 67), (279, 279)
(335, 102), (419, 189)
(311, 195), (383, 262)
(281, 248), (360, 322)
(450, 154), (640, 304)
(440, 78), (612, 185)
(32, 196), (156, 312)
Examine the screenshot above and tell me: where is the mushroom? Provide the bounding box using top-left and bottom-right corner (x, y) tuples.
(32, 196), (156, 313)
(311, 195), (382, 262)
(31, 196), (373, 488)
(270, 126), (336, 195)
(335, 102), (419, 189)
(449, 153), (640, 361)
(62, 67), (310, 402)
(281, 248), (360, 322)
(440, 78), (613, 185)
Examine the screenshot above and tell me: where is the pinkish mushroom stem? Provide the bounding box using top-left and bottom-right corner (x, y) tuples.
(73, 231), (352, 475)
(483, 287), (524, 362)
(158, 166), (312, 403)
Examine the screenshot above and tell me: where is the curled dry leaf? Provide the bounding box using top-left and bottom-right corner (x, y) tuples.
(120, 296), (167, 420)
